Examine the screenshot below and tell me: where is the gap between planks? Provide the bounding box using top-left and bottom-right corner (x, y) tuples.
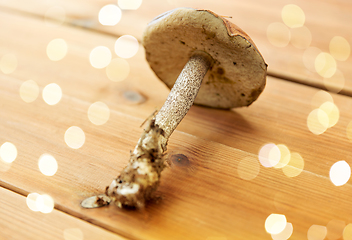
(0, 172), (137, 240)
(1, 5), (352, 238)
(0, 5), (124, 39)
(0, 186), (128, 240)
(1, 83), (344, 238)
(269, 70), (352, 98)
(0, 4), (351, 98)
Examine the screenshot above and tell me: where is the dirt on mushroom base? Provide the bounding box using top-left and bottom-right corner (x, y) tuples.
(105, 119), (168, 208)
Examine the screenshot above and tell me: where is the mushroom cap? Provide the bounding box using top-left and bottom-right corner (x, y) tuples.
(143, 8), (267, 109)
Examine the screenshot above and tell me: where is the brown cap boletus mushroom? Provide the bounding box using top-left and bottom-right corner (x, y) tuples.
(82, 8), (267, 209)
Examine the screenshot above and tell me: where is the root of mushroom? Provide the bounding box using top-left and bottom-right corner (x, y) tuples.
(105, 119), (167, 208)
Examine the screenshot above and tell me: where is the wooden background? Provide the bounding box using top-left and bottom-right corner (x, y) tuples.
(0, 0), (352, 239)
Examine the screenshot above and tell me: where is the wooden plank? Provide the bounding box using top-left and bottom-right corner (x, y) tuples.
(0, 10), (350, 160)
(2, 74), (352, 239)
(0, 0), (351, 95)
(0, 187), (126, 240)
(1, 10), (352, 240)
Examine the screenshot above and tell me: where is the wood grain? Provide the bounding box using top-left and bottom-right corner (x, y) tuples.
(0, 0), (351, 95)
(1, 9), (352, 240)
(0, 187), (126, 240)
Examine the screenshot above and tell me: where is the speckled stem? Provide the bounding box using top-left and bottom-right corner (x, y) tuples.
(155, 51), (213, 142)
(102, 52), (212, 209)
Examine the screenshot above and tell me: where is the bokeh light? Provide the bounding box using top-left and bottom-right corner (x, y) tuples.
(88, 101), (110, 125)
(98, 4), (122, 26)
(265, 214), (287, 235)
(343, 224), (352, 240)
(274, 144), (291, 169)
(0, 142), (17, 163)
(315, 52), (337, 78)
(258, 143), (281, 168)
(64, 228), (84, 240)
(329, 36), (350, 61)
(42, 83), (62, 105)
(282, 152), (304, 178)
(326, 219), (345, 240)
(237, 155), (260, 180)
(311, 91), (333, 110)
(38, 154), (58, 176)
(266, 22), (290, 48)
(36, 194), (55, 214)
(329, 161), (351, 186)
(114, 35), (139, 59)
(45, 6), (66, 25)
(319, 101), (339, 128)
(281, 4), (305, 28)
(290, 26), (312, 49)
(323, 69), (345, 93)
(106, 58), (130, 82)
(26, 193), (41, 212)
(0, 53), (18, 74)
(46, 38), (68, 61)
(64, 126), (86, 149)
(308, 95), (339, 135)
(271, 222), (293, 240)
(27, 193), (54, 214)
(307, 225), (327, 240)
(118, 0), (143, 10)
(307, 108), (329, 135)
(303, 47), (322, 72)
(89, 46), (112, 69)
(20, 80), (40, 103)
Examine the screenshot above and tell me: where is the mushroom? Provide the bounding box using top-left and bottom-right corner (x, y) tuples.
(82, 8), (267, 209)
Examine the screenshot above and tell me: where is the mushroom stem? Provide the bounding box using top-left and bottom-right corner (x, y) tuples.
(102, 52), (212, 208)
(155, 51), (213, 142)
